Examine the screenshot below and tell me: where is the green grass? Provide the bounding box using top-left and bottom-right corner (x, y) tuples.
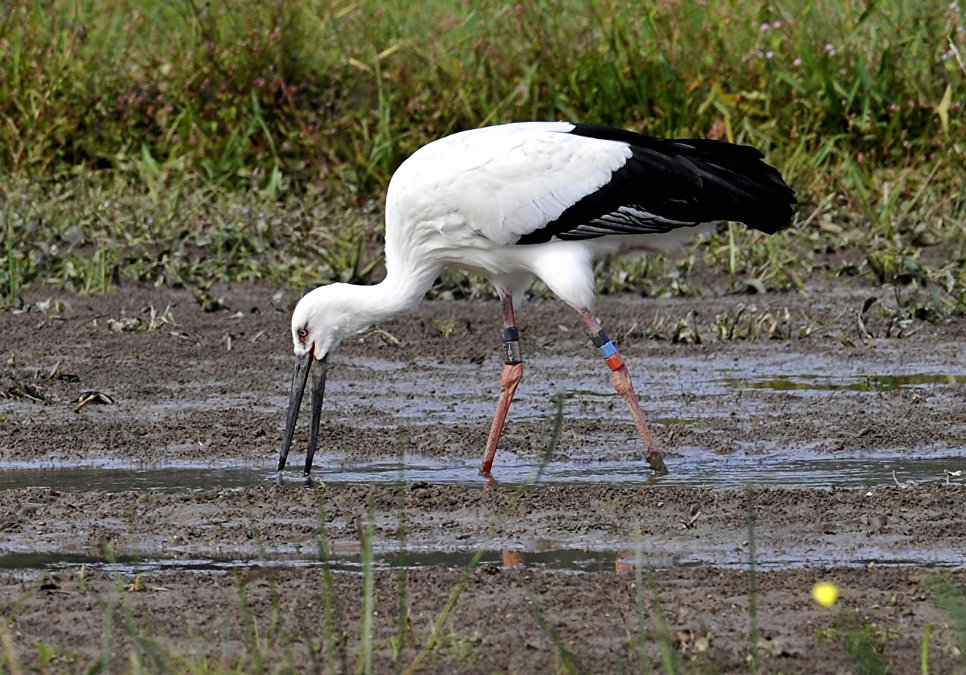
(1, 0), (961, 185)
(1, 0), (965, 323)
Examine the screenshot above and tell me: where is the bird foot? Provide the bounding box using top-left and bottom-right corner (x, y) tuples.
(647, 453), (669, 476)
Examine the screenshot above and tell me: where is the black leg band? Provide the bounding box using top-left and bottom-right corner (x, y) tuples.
(589, 329), (610, 348)
(502, 328), (522, 365)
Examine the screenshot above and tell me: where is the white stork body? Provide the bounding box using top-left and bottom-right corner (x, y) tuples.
(279, 121), (795, 476)
(384, 121), (711, 311)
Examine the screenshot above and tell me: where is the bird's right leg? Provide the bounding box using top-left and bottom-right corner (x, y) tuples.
(581, 309), (668, 475)
(480, 293), (523, 476)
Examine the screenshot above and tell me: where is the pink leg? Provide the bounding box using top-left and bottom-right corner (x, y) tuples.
(480, 294), (523, 476)
(581, 309), (668, 475)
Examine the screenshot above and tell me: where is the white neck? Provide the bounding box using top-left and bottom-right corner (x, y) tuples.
(296, 229), (445, 359)
(352, 259), (438, 325)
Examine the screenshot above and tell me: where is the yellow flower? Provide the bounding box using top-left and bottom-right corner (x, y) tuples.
(812, 582), (838, 608)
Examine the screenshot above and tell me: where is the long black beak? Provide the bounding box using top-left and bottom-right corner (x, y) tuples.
(277, 351), (328, 475)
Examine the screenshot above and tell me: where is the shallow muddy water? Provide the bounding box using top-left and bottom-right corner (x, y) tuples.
(1, 448), (963, 492)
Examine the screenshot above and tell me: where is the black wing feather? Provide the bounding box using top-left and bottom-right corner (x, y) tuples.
(516, 123), (796, 245)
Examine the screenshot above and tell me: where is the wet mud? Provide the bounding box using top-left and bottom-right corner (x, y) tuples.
(1, 281), (965, 672)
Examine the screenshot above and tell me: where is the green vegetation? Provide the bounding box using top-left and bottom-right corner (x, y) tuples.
(819, 614), (897, 674)
(1, 0), (964, 325)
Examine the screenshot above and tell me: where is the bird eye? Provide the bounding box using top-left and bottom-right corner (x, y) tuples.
(296, 326), (308, 341)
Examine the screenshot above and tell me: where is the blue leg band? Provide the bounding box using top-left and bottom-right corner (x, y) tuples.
(597, 340), (618, 359)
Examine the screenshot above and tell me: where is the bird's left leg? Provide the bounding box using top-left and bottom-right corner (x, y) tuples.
(480, 293), (524, 476)
(581, 309), (668, 475)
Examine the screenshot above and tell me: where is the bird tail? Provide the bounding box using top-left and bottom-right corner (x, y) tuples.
(568, 123), (797, 235)
(661, 137), (797, 234)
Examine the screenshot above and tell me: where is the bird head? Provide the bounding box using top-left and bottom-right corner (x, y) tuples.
(289, 283), (361, 362)
(278, 281), (405, 475)
(278, 283), (362, 476)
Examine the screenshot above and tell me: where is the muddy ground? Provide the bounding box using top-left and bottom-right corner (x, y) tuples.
(1, 278), (965, 673)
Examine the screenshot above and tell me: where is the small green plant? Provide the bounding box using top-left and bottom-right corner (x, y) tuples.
(921, 622), (933, 675)
(818, 611), (898, 675)
(435, 318), (460, 338)
(71, 546), (170, 671)
(746, 490), (760, 674)
(436, 631), (484, 663)
(2, 207), (19, 307)
(927, 573), (966, 670)
(313, 491), (350, 673)
(631, 521), (683, 674)
(838, 615), (894, 674)
(390, 437), (416, 672)
(357, 493), (376, 675)
(521, 583), (582, 674)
